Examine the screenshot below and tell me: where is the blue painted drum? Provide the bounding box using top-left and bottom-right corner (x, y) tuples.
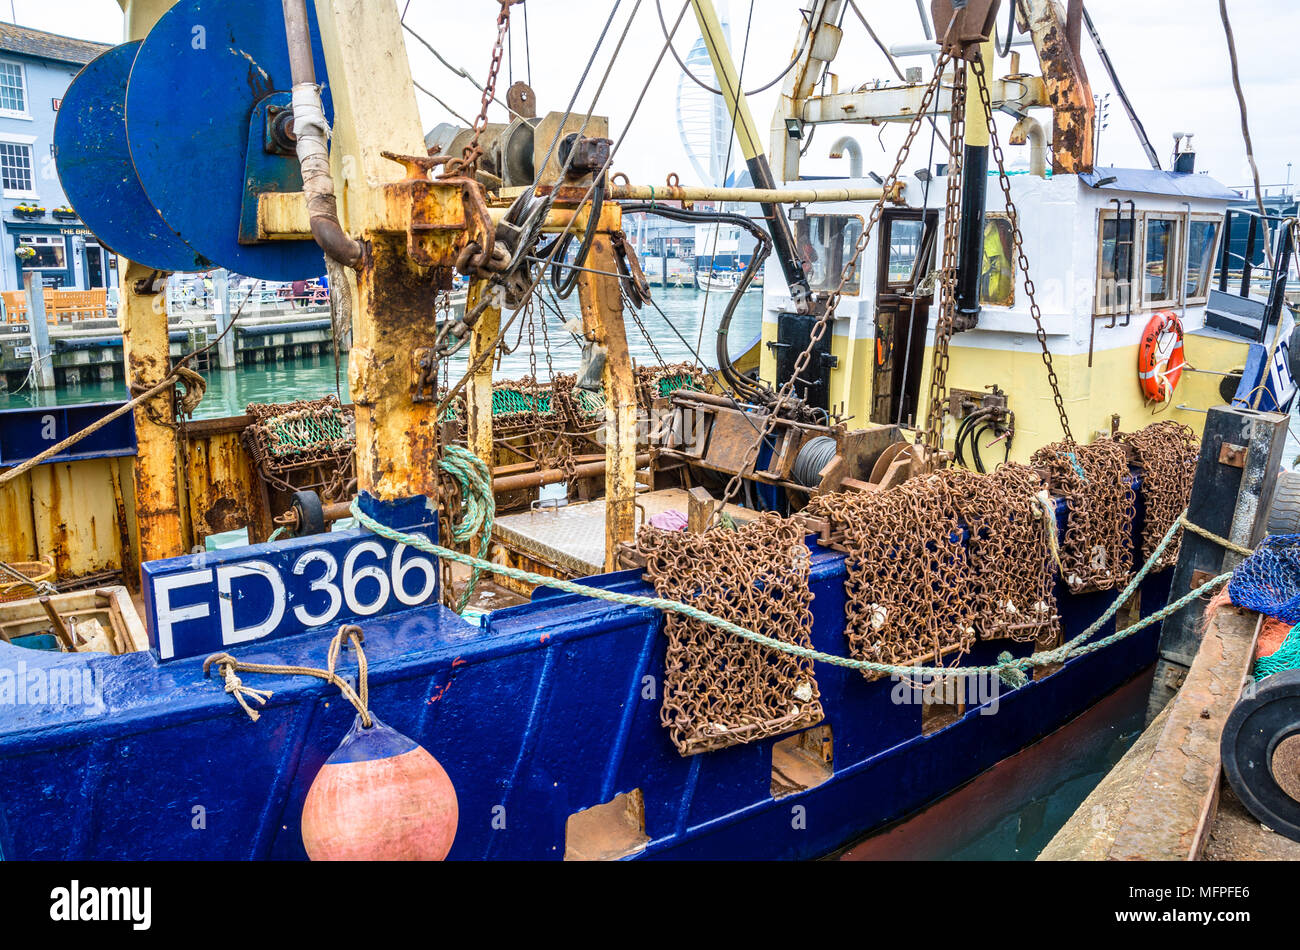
(53, 42), (211, 273)
(125, 0), (334, 281)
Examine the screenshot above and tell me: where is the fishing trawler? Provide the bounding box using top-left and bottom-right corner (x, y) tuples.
(0, 0), (1292, 862)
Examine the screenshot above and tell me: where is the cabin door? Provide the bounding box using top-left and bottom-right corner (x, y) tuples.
(872, 209), (938, 426)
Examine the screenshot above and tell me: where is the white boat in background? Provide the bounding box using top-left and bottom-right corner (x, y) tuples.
(696, 270), (740, 292)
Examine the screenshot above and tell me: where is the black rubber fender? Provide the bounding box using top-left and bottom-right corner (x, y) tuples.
(291, 490), (327, 537)
(1266, 470), (1300, 537)
(1221, 668), (1300, 842)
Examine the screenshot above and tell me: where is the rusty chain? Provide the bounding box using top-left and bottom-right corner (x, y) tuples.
(971, 55), (1073, 444)
(715, 49), (956, 514)
(1120, 421), (1200, 570)
(639, 513), (824, 755)
(923, 64), (967, 454)
(460, 0), (519, 177)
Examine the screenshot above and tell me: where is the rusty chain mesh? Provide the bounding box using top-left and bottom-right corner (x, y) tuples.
(1031, 437), (1137, 594)
(940, 465), (1059, 643)
(1121, 421), (1200, 570)
(242, 395), (356, 499)
(638, 513), (824, 756)
(805, 466), (1058, 679)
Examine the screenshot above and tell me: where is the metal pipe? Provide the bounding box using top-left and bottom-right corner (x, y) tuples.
(281, 0), (364, 268)
(1009, 116), (1047, 178)
(606, 184), (888, 203)
(828, 136), (863, 178)
(492, 455), (651, 494)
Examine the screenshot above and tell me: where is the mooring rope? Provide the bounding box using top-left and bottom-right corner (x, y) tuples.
(439, 445), (495, 611)
(204, 625), (371, 725)
(350, 496), (1240, 687)
(0, 366), (205, 489)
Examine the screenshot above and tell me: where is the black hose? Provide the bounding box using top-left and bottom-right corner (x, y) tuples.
(998, 0), (1017, 58)
(955, 409), (996, 471)
(550, 173), (607, 299)
(619, 202), (772, 401)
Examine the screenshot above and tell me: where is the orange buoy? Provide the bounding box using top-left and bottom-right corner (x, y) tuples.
(301, 714), (458, 861)
(1138, 310), (1185, 403)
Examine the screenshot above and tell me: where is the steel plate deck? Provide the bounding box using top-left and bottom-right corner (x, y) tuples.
(492, 488), (759, 575)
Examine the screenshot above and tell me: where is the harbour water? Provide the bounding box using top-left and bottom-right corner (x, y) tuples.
(0, 287), (766, 416)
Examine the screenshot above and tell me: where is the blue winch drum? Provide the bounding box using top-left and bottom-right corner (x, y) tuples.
(125, 0), (335, 281)
(54, 41), (212, 273)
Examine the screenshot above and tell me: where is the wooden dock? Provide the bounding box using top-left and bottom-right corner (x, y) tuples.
(1041, 602), (1300, 861)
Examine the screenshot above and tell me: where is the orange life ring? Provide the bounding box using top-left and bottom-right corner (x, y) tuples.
(1138, 310), (1185, 403)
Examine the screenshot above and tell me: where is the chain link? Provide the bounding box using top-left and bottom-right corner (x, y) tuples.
(462, 0), (518, 176)
(971, 56), (1073, 443)
(715, 50), (956, 513)
(923, 64), (967, 454)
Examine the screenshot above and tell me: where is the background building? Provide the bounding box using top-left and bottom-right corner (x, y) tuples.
(0, 23), (112, 293)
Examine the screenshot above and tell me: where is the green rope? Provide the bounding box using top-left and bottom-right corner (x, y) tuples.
(1256, 623), (1300, 680)
(438, 445), (495, 612)
(351, 495), (1231, 684)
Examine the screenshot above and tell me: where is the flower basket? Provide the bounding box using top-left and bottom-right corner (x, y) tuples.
(13, 205), (45, 220)
(52, 207), (77, 221)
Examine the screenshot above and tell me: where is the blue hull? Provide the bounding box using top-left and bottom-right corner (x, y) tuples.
(0, 526), (1169, 861)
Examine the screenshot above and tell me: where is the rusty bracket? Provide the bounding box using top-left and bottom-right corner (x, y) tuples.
(412, 347), (438, 404)
(379, 152), (490, 271)
(1218, 442), (1247, 469)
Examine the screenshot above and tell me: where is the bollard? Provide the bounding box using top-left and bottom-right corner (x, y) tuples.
(23, 272), (54, 390)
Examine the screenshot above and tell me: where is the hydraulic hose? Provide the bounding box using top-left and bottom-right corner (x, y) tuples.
(619, 202), (772, 401)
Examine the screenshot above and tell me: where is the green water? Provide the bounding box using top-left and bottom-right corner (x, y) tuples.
(0, 287), (766, 416)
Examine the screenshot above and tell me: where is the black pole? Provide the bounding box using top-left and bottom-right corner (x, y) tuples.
(1260, 225), (1294, 344)
(1241, 214), (1257, 297)
(1219, 210), (1233, 293)
(746, 155), (812, 310)
(954, 143), (988, 330)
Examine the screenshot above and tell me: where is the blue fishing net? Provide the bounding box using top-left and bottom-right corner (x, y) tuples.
(1229, 534), (1300, 623)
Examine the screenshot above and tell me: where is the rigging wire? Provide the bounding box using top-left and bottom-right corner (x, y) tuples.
(1219, 0), (1275, 270)
(402, 20), (528, 123)
(439, 1), (692, 414)
(654, 0), (811, 98)
(412, 79), (475, 127)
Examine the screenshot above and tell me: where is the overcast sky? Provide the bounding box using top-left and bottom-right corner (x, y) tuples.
(19, 0), (1299, 192)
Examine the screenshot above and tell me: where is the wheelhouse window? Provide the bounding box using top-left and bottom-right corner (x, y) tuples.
(1095, 210), (1136, 315)
(796, 214), (864, 295)
(0, 61), (26, 117)
(1141, 214), (1182, 308)
(17, 235), (66, 270)
(884, 217), (924, 285)
(1185, 216), (1222, 303)
(980, 214), (1015, 307)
